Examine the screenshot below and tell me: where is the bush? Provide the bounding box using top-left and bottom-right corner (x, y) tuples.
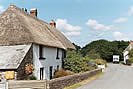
(66, 70), (75, 75)
(128, 57), (133, 63)
(88, 66), (97, 71)
(64, 50), (89, 73)
(64, 50), (99, 73)
(129, 49), (133, 58)
(120, 61), (125, 64)
(29, 75), (37, 80)
(54, 69), (74, 78)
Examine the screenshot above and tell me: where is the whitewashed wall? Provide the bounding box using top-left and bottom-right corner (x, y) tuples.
(32, 44), (63, 80)
(123, 51), (129, 64)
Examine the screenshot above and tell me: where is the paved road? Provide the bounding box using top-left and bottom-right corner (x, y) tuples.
(77, 64), (133, 89)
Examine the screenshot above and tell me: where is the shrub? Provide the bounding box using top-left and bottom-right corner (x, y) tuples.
(64, 50), (99, 73)
(64, 50), (87, 73)
(129, 49), (133, 58)
(88, 66), (97, 71)
(128, 57), (133, 63)
(66, 70), (75, 75)
(54, 69), (74, 78)
(29, 75), (37, 80)
(120, 61), (125, 64)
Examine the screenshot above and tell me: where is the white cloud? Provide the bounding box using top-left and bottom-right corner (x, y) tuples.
(113, 31), (128, 41)
(56, 19), (81, 31)
(114, 17), (128, 23)
(0, 5), (5, 13)
(129, 6), (133, 16)
(56, 19), (82, 36)
(86, 19), (113, 31)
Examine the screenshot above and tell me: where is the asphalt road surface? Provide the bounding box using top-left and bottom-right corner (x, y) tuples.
(77, 63), (133, 89)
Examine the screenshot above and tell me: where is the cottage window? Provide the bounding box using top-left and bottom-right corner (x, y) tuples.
(62, 49), (66, 59)
(57, 65), (59, 70)
(56, 48), (60, 59)
(62, 49), (66, 68)
(39, 45), (46, 59)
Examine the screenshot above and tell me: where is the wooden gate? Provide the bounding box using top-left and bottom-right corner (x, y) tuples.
(8, 80), (47, 89)
(0, 82), (8, 89)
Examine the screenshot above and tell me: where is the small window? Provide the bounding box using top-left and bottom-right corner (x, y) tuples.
(56, 48), (60, 59)
(57, 65), (59, 70)
(39, 45), (46, 59)
(61, 50), (66, 68)
(62, 49), (66, 59)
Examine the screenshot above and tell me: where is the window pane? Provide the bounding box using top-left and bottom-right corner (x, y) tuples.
(39, 45), (43, 58)
(56, 48), (59, 59)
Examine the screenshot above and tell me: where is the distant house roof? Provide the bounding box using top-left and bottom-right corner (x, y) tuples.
(123, 43), (133, 53)
(0, 44), (31, 69)
(0, 5), (75, 50)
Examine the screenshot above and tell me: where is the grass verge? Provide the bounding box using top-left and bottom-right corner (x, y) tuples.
(64, 72), (104, 89)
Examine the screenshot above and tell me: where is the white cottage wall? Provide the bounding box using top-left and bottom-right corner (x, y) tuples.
(33, 44), (63, 80)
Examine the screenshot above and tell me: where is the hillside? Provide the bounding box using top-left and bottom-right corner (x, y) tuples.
(74, 39), (129, 62)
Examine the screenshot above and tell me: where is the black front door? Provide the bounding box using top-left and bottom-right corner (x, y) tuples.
(40, 67), (44, 80)
(50, 66), (53, 79)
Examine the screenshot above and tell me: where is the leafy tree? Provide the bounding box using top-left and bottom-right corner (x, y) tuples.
(64, 50), (95, 73)
(72, 43), (81, 53)
(128, 57), (133, 63)
(128, 48), (133, 58)
(86, 49), (101, 59)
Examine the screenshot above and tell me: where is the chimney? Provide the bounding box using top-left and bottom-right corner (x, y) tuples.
(30, 8), (37, 17)
(22, 8), (24, 11)
(25, 8), (27, 13)
(130, 40), (133, 44)
(50, 20), (56, 27)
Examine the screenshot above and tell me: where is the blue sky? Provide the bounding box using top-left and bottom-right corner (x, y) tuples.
(0, 0), (133, 47)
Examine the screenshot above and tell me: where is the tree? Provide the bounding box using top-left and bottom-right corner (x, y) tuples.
(64, 50), (93, 73)
(127, 49), (133, 63)
(128, 48), (133, 58)
(86, 49), (101, 59)
(72, 43), (81, 53)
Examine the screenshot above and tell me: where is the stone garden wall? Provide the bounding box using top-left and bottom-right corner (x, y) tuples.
(49, 69), (102, 89)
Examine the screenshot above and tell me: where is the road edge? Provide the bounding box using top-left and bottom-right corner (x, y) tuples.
(64, 72), (104, 89)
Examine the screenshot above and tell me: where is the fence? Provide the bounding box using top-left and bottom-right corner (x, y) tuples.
(8, 80), (47, 89)
(0, 82), (8, 89)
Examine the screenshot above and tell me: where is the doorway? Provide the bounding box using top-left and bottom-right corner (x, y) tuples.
(40, 67), (44, 80)
(49, 66), (53, 79)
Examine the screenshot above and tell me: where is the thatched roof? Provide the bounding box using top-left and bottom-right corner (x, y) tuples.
(0, 44), (31, 69)
(0, 5), (75, 50)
